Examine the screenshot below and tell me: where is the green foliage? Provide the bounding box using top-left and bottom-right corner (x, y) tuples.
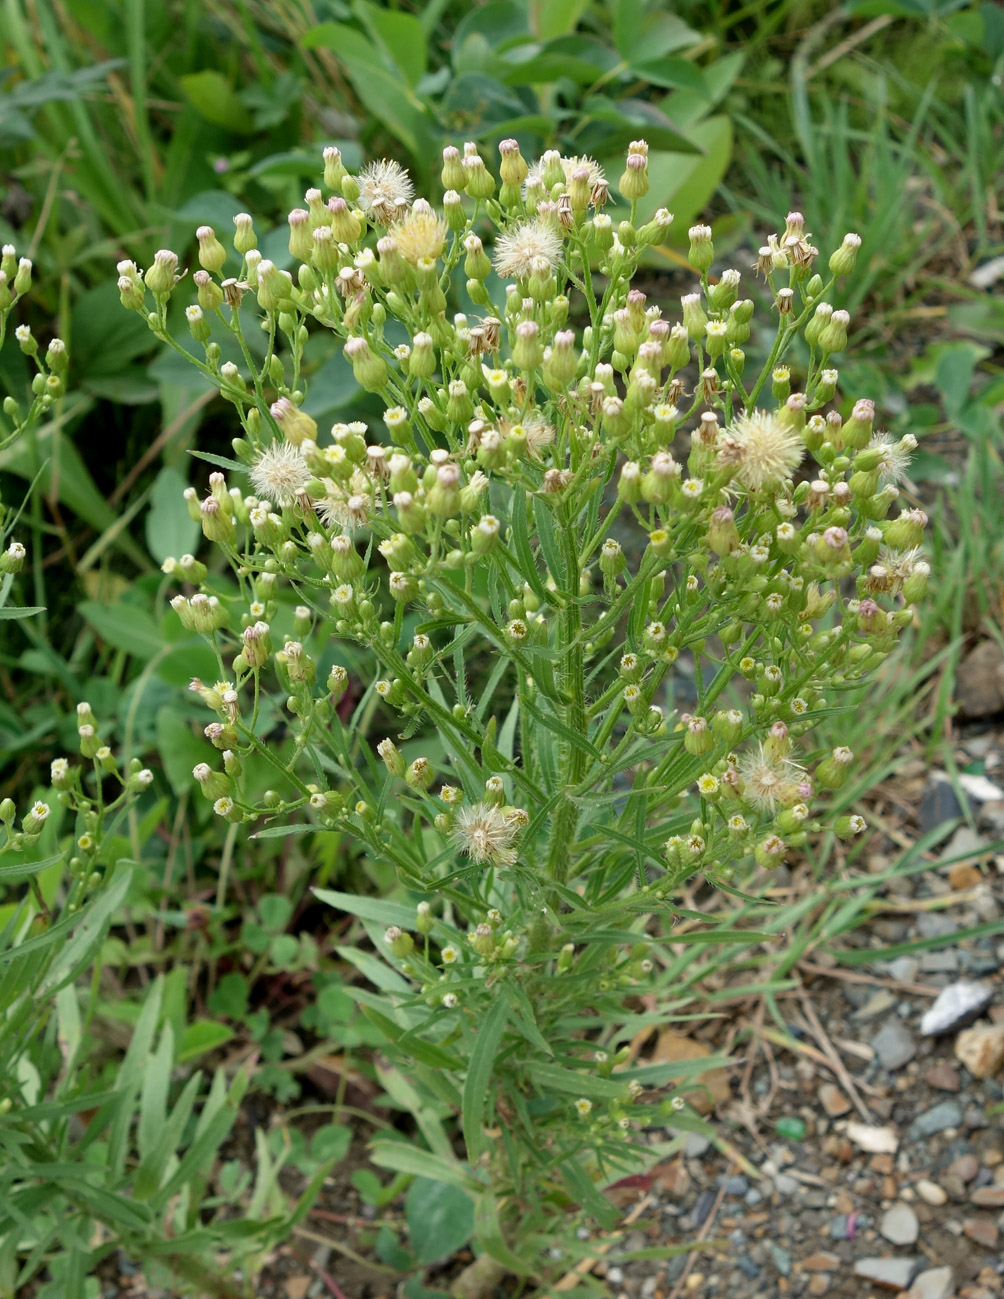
(122, 127), (933, 1275)
(0, 0), (998, 1292)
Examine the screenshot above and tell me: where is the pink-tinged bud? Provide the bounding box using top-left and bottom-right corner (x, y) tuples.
(814, 525), (850, 567)
(856, 599), (888, 635)
(883, 507), (927, 550)
(683, 715), (713, 756)
(619, 151), (649, 201)
(270, 396), (317, 447)
(841, 398), (874, 449)
(707, 505), (739, 556)
(498, 137), (528, 187)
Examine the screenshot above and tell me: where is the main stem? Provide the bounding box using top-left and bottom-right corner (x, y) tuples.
(530, 507), (587, 954)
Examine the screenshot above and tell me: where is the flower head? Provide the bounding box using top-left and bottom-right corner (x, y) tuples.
(492, 219), (563, 280)
(868, 431), (916, 485)
(736, 743), (805, 813)
(250, 442), (311, 507)
(453, 800), (523, 867)
(720, 409), (805, 492)
(357, 159), (414, 224)
(390, 207), (448, 265)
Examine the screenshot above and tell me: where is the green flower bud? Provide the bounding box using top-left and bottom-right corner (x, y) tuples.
(829, 232), (861, 277)
(688, 224), (714, 272)
(815, 746), (853, 790)
(196, 225), (227, 275)
(441, 145), (466, 191)
(405, 757), (435, 791)
(619, 149), (649, 201)
(498, 138), (528, 187)
(463, 154), (495, 200)
(144, 248), (179, 296)
(344, 336), (388, 391)
(818, 308), (849, 354)
(680, 293), (707, 342)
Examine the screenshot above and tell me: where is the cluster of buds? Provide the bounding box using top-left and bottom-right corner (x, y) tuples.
(123, 144), (927, 1227)
(1, 245), (68, 563)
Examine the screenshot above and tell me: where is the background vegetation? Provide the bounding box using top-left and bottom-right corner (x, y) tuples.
(0, 0), (1001, 1294)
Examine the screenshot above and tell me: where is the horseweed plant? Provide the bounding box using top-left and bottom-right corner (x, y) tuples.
(119, 141), (926, 1273)
(0, 242), (69, 606)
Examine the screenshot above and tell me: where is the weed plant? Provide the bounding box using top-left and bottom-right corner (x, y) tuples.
(111, 137), (931, 1274)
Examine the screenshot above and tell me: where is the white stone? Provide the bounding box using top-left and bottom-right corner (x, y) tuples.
(846, 1121), (899, 1153)
(920, 979), (994, 1035)
(880, 1202), (919, 1245)
(915, 1179), (947, 1206)
(911, 1266), (954, 1299)
(854, 1257), (921, 1290)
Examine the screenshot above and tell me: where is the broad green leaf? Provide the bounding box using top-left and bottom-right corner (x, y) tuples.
(463, 995), (511, 1165)
(78, 598), (164, 662)
(633, 114), (733, 235)
(535, 0), (591, 38)
(353, 0), (427, 87)
(451, 2), (529, 59)
(406, 1179), (475, 1263)
(301, 23), (426, 156)
(146, 465), (199, 564)
(177, 1019), (235, 1063)
(179, 70), (254, 132)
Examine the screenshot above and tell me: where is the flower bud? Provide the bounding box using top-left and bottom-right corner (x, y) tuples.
(840, 398), (874, 449)
(441, 145), (466, 191)
(816, 746), (853, 790)
(196, 225), (227, 275)
(405, 757), (435, 791)
(829, 232), (861, 277)
(818, 309), (849, 354)
(463, 153), (495, 200)
(144, 249), (179, 296)
(498, 138), (528, 187)
(385, 926), (414, 959)
(344, 336), (388, 391)
(688, 224), (714, 272)
(683, 715), (713, 756)
(619, 150), (649, 201)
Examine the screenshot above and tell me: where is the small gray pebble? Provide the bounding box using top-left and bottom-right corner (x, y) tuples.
(916, 913), (958, 939)
(873, 1018), (916, 1070)
(908, 1100), (963, 1139)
